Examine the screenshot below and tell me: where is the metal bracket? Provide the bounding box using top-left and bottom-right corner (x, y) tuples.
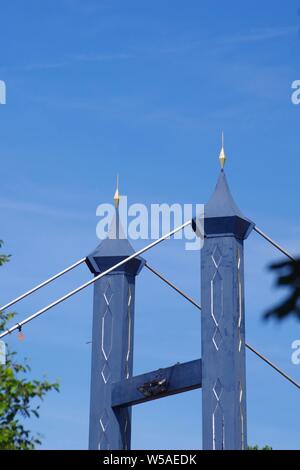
(138, 374), (168, 398)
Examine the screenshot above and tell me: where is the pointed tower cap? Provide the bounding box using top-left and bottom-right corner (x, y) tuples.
(204, 170), (254, 239)
(86, 215), (145, 275)
(86, 184), (145, 275)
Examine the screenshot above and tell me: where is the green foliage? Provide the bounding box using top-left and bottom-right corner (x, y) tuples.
(0, 241), (59, 450)
(248, 445), (273, 450)
(0, 240), (10, 267)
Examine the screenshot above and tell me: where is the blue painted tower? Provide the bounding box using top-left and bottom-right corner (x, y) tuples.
(86, 187), (144, 450)
(201, 143), (253, 449)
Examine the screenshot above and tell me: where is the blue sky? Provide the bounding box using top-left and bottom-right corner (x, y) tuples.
(1, 0), (300, 449)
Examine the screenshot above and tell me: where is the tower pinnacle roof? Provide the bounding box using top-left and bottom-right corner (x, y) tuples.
(204, 140), (254, 239)
(86, 182), (145, 275)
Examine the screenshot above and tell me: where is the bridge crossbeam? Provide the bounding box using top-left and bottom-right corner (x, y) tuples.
(111, 359), (202, 408)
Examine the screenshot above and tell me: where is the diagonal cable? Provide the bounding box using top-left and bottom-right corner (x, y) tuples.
(145, 263), (201, 310)
(245, 342), (300, 390)
(0, 220), (191, 339)
(146, 262), (300, 391)
(254, 226), (296, 262)
(0, 258), (87, 312)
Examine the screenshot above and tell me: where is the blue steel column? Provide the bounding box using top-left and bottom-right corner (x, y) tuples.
(86, 222), (144, 450)
(201, 169), (253, 450)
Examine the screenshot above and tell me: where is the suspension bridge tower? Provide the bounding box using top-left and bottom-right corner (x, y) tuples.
(201, 140), (253, 449)
(85, 141), (254, 450)
(0, 136), (298, 451)
(86, 182), (145, 450)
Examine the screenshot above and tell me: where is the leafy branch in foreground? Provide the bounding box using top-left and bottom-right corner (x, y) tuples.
(0, 241), (59, 449)
(248, 445), (273, 450)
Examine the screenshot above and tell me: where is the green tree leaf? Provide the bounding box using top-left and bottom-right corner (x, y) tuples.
(0, 241), (59, 450)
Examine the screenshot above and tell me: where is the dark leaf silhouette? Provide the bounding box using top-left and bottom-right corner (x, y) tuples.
(265, 258), (300, 320)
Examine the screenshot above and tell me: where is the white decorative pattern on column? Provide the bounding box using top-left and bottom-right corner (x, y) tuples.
(237, 249), (242, 353)
(125, 285), (132, 379)
(98, 279), (114, 449)
(212, 378), (224, 450)
(211, 245), (224, 351)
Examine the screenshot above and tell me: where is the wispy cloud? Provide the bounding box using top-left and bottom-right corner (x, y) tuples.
(221, 25), (299, 45)
(131, 25), (299, 57)
(23, 52), (135, 71)
(0, 198), (89, 220)
(8, 25), (298, 73)
(24, 62), (69, 71)
(72, 52), (134, 62)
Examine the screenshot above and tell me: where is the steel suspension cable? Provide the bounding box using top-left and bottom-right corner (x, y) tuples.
(254, 226), (296, 262)
(246, 342), (300, 390)
(2, 220), (298, 390)
(145, 263), (201, 310)
(0, 258), (87, 312)
(145, 262), (300, 391)
(0, 220), (191, 339)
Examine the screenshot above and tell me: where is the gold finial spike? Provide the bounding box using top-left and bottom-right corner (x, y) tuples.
(113, 174), (120, 208)
(219, 131), (226, 169)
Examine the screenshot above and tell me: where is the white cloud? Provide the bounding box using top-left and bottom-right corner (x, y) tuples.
(0, 198), (89, 220)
